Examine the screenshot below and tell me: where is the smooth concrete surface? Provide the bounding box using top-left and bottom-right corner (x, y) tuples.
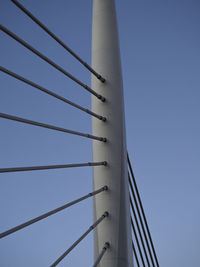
(92, 0), (133, 266)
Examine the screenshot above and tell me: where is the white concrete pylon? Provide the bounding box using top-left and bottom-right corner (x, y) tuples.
(92, 0), (133, 266)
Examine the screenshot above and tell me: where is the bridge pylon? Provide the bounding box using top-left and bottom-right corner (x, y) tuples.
(92, 0), (134, 266)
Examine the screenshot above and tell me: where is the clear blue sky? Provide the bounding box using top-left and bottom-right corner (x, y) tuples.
(0, 0), (200, 266)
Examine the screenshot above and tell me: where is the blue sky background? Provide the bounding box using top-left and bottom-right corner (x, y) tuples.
(0, 0), (200, 266)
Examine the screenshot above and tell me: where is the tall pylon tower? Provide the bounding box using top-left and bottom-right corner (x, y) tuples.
(92, 0), (134, 266)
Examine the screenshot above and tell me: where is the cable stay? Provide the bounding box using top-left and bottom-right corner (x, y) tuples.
(50, 212), (109, 267)
(0, 186), (108, 239)
(129, 173), (155, 267)
(93, 242), (110, 267)
(0, 161), (107, 174)
(0, 25), (105, 102)
(130, 194), (150, 267)
(127, 153), (160, 267)
(132, 240), (140, 267)
(131, 216), (145, 267)
(0, 113), (107, 142)
(0, 67), (106, 121)
(11, 0), (105, 83)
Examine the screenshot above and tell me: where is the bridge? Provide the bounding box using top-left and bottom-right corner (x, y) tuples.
(1, 0), (160, 266)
